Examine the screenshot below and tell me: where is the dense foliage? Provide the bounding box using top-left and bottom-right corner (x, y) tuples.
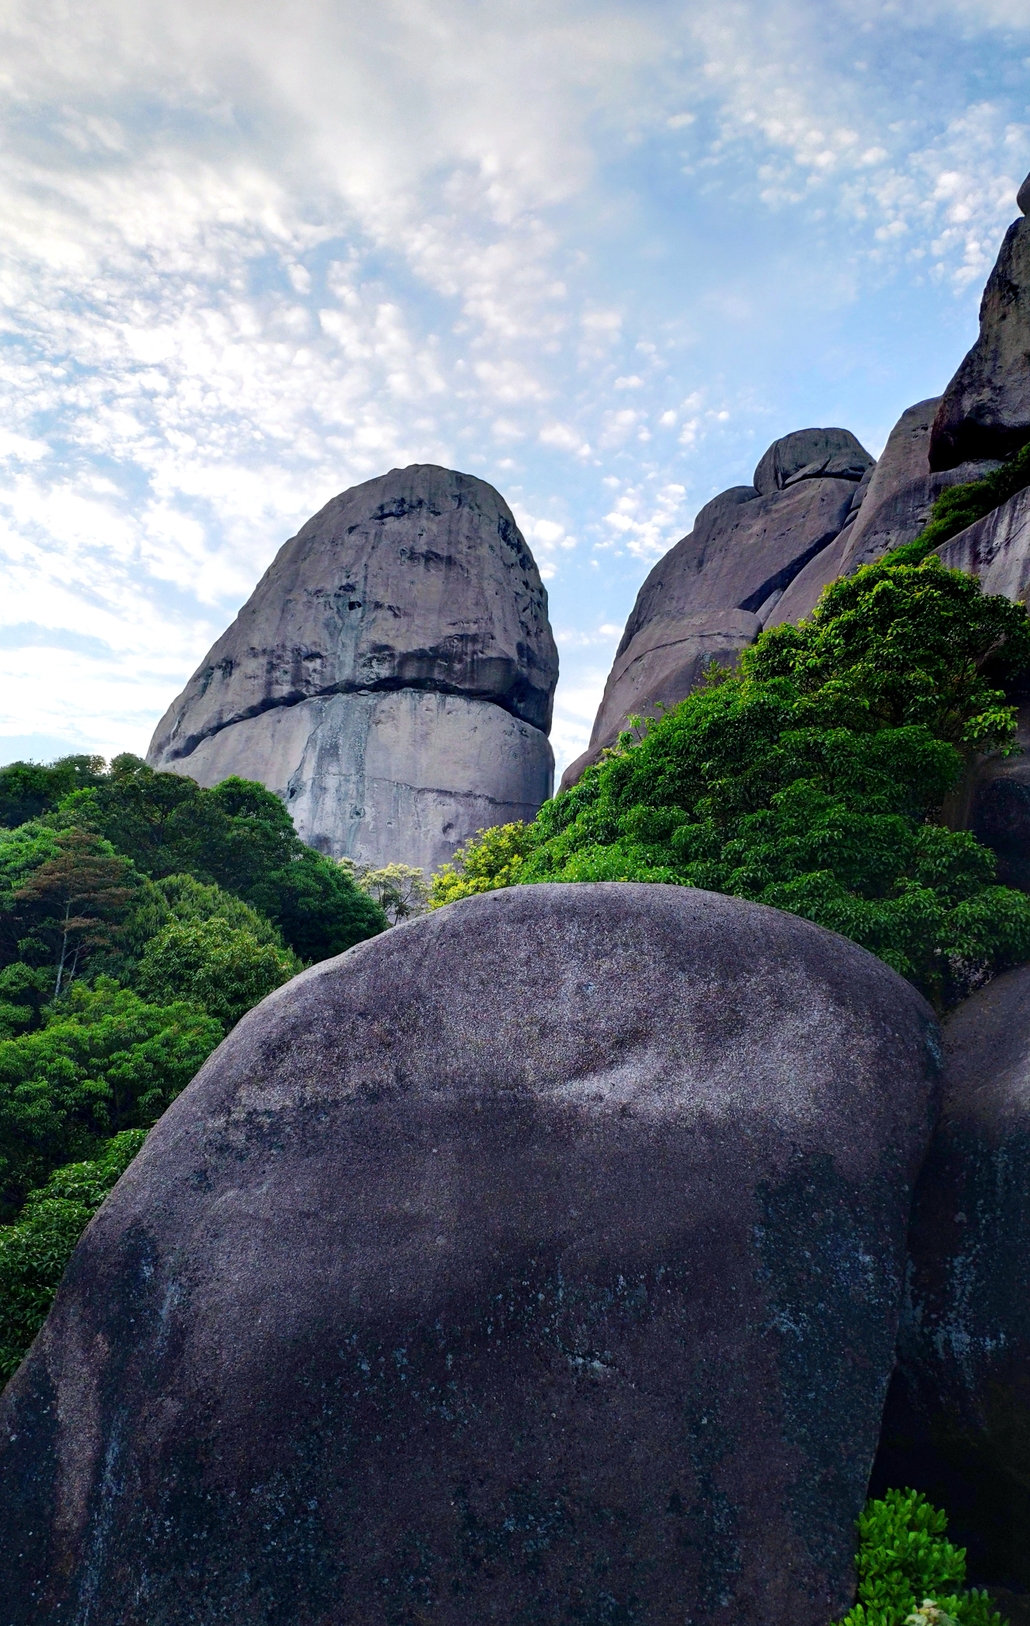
(431, 522), (1030, 1010)
(840, 1490), (1006, 1626)
(0, 1129), (144, 1382)
(0, 757), (387, 1376)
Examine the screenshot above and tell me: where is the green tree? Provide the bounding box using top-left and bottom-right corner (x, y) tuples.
(344, 860), (429, 924)
(135, 916), (300, 1032)
(0, 824), (166, 997)
(246, 845), (387, 961)
(0, 981), (221, 1216)
(0, 1129), (145, 1382)
(65, 758), (386, 962)
(432, 554), (1030, 1010)
(0, 755), (105, 830)
(156, 871), (288, 944)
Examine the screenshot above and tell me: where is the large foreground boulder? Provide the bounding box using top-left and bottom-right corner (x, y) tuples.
(561, 429), (872, 785)
(148, 465), (559, 868)
(871, 963), (1030, 1590)
(0, 884), (941, 1626)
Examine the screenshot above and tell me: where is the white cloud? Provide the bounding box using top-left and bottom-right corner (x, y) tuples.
(0, 0), (1028, 764)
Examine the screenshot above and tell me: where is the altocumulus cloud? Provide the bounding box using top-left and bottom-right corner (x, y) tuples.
(0, 0), (1028, 775)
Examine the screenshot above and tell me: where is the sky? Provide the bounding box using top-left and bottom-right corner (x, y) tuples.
(1, 0), (1029, 780)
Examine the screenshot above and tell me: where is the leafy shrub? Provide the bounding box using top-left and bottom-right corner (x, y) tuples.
(430, 554), (1030, 1009)
(429, 822), (538, 908)
(0, 980), (221, 1216)
(841, 1489), (1006, 1626)
(0, 1129), (145, 1382)
(135, 916), (299, 1031)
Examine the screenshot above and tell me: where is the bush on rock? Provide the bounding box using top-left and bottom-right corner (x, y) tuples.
(842, 1490), (1007, 1626)
(432, 552), (1030, 1010)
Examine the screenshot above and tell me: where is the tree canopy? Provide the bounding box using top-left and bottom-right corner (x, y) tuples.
(431, 550), (1030, 1012)
(0, 756), (388, 1373)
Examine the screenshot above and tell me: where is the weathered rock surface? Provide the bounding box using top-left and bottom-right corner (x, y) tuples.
(178, 687), (554, 875)
(0, 883), (941, 1626)
(767, 400), (1000, 628)
(936, 479), (1030, 600)
(931, 486), (1030, 881)
(148, 465), (559, 867)
(753, 426), (873, 495)
(562, 430), (871, 786)
(930, 212), (1030, 469)
(871, 963), (1030, 1589)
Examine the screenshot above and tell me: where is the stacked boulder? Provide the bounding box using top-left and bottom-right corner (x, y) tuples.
(560, 427), (874, 785)
(147, 465), (559, 874)
(872, 962), (1030, 1593)
(566, 176), (1030, 791)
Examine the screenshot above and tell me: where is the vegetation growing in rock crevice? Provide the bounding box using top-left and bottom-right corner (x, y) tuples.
(431, 513), (1030, 1011)
(841, 1489), (1006, 1626)
(893, 440), (1030, 565)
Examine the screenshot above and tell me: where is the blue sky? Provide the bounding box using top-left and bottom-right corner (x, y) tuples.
(1, 0), (1029, 778)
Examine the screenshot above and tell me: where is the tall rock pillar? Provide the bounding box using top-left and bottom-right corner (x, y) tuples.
(147, 465), (559, 873)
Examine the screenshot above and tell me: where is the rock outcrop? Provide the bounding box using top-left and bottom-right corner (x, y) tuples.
(871, 962), (1030, 1589)
(768, 400), (1001, 627)
(561, 428), (872, 786)
(933, 485), (1030, 883)
(930, 185), (1030, 469)
(148, 465), (559, 872)
(0, 883), (941, 1626)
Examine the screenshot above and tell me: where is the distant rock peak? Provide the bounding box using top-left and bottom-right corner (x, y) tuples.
(753, 426), (874, 494)
(148, 464), (558, 869)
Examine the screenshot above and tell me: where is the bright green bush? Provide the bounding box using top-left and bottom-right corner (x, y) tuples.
(841, 1490), (1006, 1626)
(432, 552), (1030, 1010)
(0, 980), (221, 1216)
(0, 1129), (145, 1382)
(135, 916), (299, 1031)
(429, 822), (537, 907)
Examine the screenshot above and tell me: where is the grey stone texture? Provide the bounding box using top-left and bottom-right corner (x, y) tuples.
(561, 429), (871, 787)
(1019, 170), (1030, 217)
(930, 213), (1030, 469)
(872, 963), (1030, 1588)
(767, 399), (1000, 628)
(936, 480), (1030, 601)
(0, 883), (941, 1626)
(147, 465), (559, 868)
(752, 426), (873, 495)
(177, 688), (554, 876)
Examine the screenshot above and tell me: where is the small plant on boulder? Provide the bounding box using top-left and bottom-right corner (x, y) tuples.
(841, 1489), (1007, 1626)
